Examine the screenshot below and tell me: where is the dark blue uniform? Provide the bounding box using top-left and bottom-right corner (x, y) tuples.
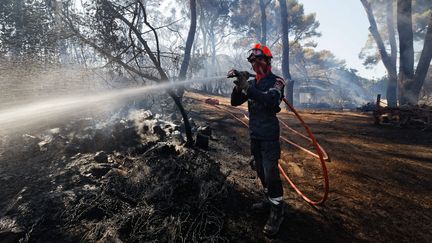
(231, 72), (285, 199)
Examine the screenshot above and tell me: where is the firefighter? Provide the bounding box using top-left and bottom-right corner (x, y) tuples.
(229, 43), (286, 236)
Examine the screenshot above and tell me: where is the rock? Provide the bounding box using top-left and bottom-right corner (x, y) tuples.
(194, 126), (212, 149)
(197, 126), (212, 137)
(195, 133), (209, 149)
(22, 134), (40, 153)
(152, 125), (166, 138)
(38, 140), (50, 152)
(142, 110), (154, 120)
(94, 151), (108, 163)
(49, 134), (68, 150)
(87, 164), (112, 178)
(49, 128), (60, 135)
(172, 131), (185, 144)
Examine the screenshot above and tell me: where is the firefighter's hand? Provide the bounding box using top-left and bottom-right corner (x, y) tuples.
(227, 69), (239, 78)
(233, 71), (250, 91)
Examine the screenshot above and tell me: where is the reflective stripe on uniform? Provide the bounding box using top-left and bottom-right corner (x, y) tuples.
(268, 196), (283, 205)
(269, 88), (282, 99)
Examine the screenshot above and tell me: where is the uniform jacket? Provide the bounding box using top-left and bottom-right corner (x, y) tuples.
(230, 72), (285, 140)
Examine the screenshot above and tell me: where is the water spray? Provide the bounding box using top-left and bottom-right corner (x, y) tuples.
(0, 76), (225, 135)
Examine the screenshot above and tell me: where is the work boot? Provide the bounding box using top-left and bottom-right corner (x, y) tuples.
(263, 202), (285, 236)
(251, 196), (271, 211)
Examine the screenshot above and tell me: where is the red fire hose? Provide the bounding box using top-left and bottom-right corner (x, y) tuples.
(279, 98), (329, 205)
(207, 98), (330, 205)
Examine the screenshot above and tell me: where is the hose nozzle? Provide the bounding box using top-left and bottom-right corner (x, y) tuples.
(227, 69), (255, 78)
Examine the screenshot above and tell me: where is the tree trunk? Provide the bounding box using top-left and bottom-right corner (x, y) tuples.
(210, 27), (217, 76)
(259, 0), (267, 45)
(279, 0), (293, 105)
(167, 91), (194, 146)
(198, 7), (209, 92)
(397, 0), (415, 105)
(199, 7), (208, 78)
(177, 0), (197, 98)
(100, 0), (195, 145)
(411, 13), (432, 103)
(361, 0), (398, 106)
(13, 0), (24, 57)
(386, 0), (398, 107)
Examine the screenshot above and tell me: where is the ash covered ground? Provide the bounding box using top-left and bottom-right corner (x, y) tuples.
(1, 92), (431, 242)
(0, 96), (238, 242)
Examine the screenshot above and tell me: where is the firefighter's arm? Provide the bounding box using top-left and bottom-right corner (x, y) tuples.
(247, 77), (285, 107)
(231, 86), (248, 106)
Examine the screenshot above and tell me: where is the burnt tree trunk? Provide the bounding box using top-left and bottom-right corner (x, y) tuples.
(13, 0), (24, 58)
(198, 5), (210, 92)
(412, 13), (432, 103)
(397, 0), (415, 105)
(279, 0), (293, 105)
(177, 0), (197, 98)
(210, 25), (217, 76)
(361, 0), (398, 106)
(103, 0), (195, 145)
(259, 0), (267, 45)
(411, 12), (432, 103)
(386, 0), (398, 107)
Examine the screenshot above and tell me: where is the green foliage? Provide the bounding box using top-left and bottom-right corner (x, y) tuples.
(230, 0), (320, 47)
(359, 0), (432, 68)
(0, 0), (67, 62)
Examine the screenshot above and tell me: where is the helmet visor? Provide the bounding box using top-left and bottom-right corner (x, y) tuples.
(247, 48), (264, 63)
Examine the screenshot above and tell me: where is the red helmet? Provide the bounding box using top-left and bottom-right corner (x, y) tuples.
(247, 43), (273, 63)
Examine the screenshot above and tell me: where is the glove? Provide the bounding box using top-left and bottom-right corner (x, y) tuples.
(227, 69), (250, 91)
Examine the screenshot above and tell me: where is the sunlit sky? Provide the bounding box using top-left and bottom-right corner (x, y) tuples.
(161, 0), (387, 79)
(297, 0), (387, 79)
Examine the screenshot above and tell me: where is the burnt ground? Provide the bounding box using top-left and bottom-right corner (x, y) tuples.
(0, 91), (431, 242)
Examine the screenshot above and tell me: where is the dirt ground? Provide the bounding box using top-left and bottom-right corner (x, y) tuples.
(186, 91), (432, 242)
(0, 91), (431, 242)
